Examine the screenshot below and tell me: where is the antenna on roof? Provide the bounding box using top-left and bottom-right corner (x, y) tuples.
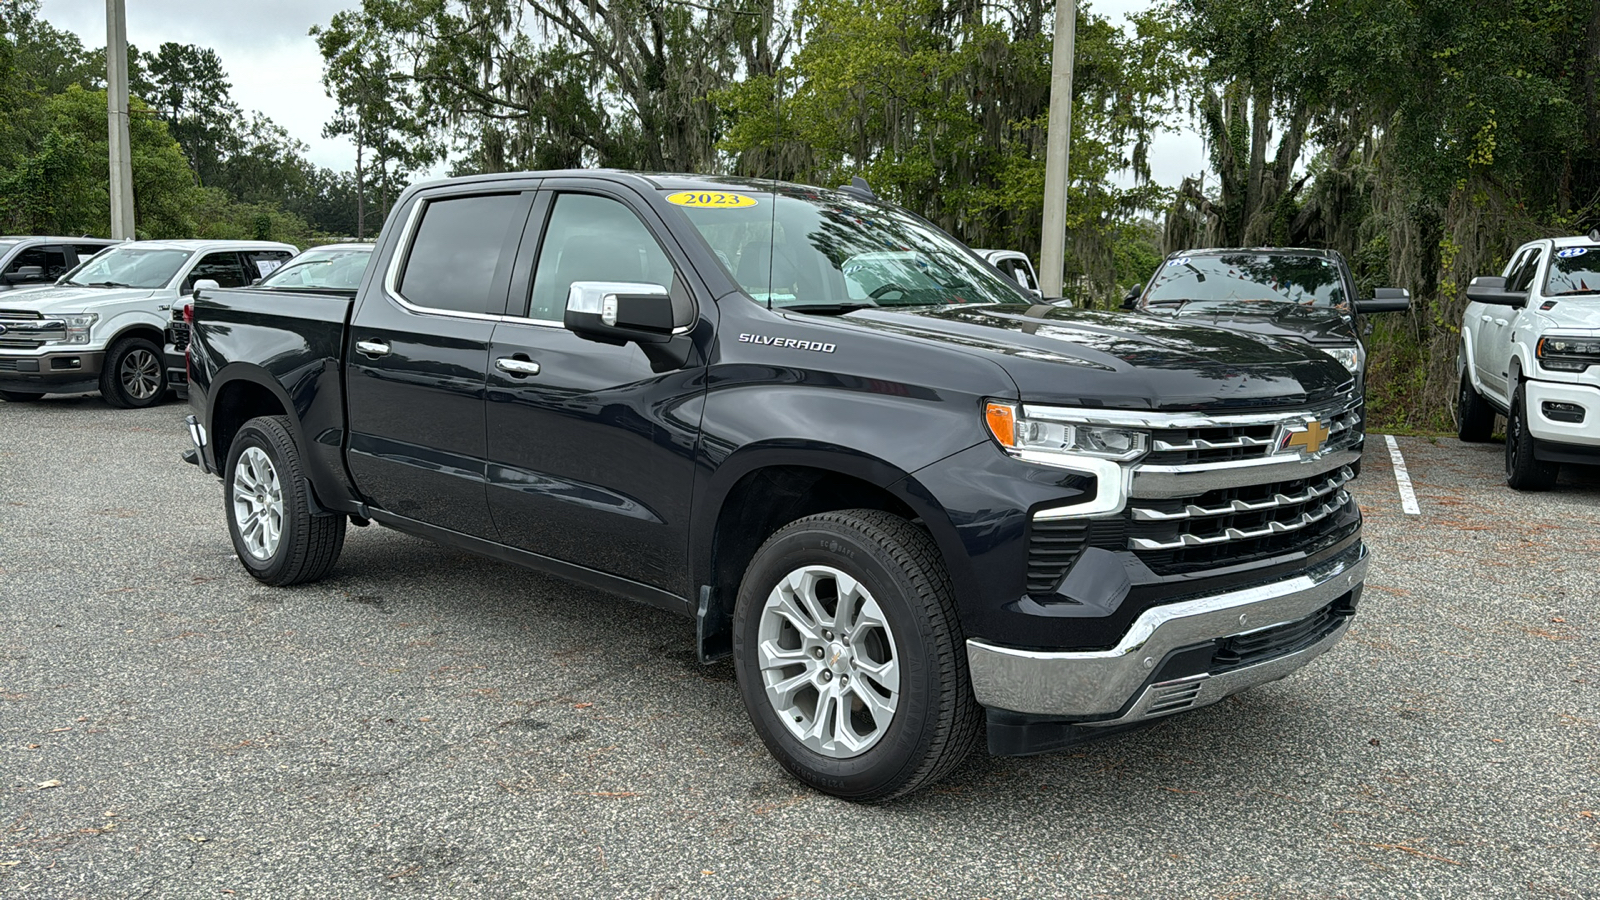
(837, 176), (876, 202)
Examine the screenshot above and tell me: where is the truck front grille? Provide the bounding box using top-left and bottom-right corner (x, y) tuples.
(0, 312), (65, 349)
(1024, 395), (1365, 594)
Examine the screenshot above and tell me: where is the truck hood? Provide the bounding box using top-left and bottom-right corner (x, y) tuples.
(0, 286), (161, 312)
(1533, 299), (1600, 333)
(1153, 302), (1359, 345)
(823, 303), (1354, 411)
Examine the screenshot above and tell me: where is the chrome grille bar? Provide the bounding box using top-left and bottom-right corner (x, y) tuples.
(1128, 491), (1352, 551)
(1130, 466), (1354, 522)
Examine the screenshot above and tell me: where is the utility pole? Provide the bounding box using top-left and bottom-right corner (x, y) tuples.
(1038, 0), (1076, 298)
(106, 0), (136, 239)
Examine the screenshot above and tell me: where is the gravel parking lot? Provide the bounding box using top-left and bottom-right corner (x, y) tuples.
(2, 396), (1597, 898)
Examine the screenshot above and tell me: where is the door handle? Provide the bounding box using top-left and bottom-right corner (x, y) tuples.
(495, 357), (541, 377)
(1480, 315), (1492, 322)
(355, 339), (391, 358)
(1493, 318), (1508, 326)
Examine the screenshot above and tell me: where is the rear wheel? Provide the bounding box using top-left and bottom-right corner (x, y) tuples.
(733, 509), (981, 802)
(1505, 385), (1558, 491)
(1457, 370), (1494, 443)
(100, 336), (165, 409)
(0, 390), (44, 402)
(225, 415), (346, 585)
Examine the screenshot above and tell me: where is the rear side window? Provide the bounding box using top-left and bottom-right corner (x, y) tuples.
(187, 252), (250, 289)
(526, 193), (675, 321)
(399, 193), (525, 315)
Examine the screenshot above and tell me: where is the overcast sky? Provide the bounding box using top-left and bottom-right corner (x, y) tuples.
(40, 0), (1204, 188)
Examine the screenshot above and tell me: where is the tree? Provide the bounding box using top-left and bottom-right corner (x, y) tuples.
(133, 42), (241, 187)
(313, 7), (436, 237)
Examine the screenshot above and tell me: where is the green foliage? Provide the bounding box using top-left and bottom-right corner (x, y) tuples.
(719, 0), (1179, 305)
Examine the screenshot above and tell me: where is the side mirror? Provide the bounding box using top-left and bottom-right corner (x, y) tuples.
(191, 278), (220, 300)
(1464, 275), (1527, 308)
(1043, 296), (1074, 308)
(1353, 287), (1410, 313)
(6, 265), (45, 284)
(564, 281), (689, 346)
(1121, 284), (1142, 310)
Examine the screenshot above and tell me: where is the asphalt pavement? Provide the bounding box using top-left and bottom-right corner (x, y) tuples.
(1, 395), (1596, 898)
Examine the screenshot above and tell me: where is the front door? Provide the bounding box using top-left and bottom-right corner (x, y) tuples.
(484, 185), (706, 595)
(345, 188), (534, 537)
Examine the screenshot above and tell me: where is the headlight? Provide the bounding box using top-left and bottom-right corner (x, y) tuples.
(1536, 335), (1600, 372)
(55, 313), (97, 345)
(984, 401), (1148, 463)
(1320, 344), (1363, 374)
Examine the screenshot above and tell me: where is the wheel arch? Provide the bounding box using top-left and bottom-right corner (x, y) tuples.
(693, 444), (972, 661)
(206, 364), (302, 477)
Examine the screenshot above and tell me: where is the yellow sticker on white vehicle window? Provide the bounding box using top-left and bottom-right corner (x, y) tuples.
(666, 191), (758, 209)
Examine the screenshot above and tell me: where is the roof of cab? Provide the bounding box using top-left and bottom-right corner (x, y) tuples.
(406, 169), (871, 203)
(0, 235), (120, 243)
(111, 239), (298, 252)
(1169, 247), (1342, 260)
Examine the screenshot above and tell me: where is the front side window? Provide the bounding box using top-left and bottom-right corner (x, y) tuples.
(1142, 253), (1348, 310)
(1507, 247), (1545, 293)
(246, 250), (293, 280)
(526, 193), (676, 321)
(676, 190), (1028, 310)
(5, 246), (68, 281)
(398, 193), (525, 315)
(63, 247), (191, 289)
(187, 252), (250, 289)
(1545, 246), (1600, 297)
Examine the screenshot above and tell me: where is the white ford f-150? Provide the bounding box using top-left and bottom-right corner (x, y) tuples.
(0, 240), (295, 407)
(1459, 229), (1600, 489)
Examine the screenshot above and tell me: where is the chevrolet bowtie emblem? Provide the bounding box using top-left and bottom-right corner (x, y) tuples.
(1284, 419), (1330, 455)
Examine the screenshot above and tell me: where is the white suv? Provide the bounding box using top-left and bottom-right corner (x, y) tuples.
(0, 240), (295, 407)
(1458, 229), (1600, 489)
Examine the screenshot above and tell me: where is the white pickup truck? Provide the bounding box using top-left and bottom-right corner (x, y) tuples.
(0, 240), (294, 407)
(1458, 229), (1600, 489)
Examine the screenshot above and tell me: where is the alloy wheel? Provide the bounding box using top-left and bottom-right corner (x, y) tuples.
(119, 348), (161, 400)
(756, 565), (901, 758)
(232, 446), (284, 561)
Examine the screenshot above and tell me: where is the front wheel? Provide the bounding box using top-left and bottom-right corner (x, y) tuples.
(100, 336), (166, 408)
(1505, 386), (1558, 491)
(225, 415), (346, 585)
(733, 509), (981, 802)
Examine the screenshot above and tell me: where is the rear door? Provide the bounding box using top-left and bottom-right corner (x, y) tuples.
(483, 183), (706, 594)
(344, 187), (535, 537)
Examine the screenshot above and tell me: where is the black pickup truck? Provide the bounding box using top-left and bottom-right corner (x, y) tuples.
(184, 171), (1370, 801)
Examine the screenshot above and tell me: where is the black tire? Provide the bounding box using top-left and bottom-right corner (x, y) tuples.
(1505, 385), (1558, 491)
(1457, 370), (1495, 443)
(0, 389), (44, 402)
(224, 415), (346, 585)
(732, 509), (981, 802)
(100, 335), (166, 409)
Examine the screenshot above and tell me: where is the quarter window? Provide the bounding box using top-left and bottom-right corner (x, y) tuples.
(526, 193), (675, 321)
(398, 193), (526, 315)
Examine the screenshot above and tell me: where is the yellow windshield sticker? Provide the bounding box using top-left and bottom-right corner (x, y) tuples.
(666, 190), (758, 209)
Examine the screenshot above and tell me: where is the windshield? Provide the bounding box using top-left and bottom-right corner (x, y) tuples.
(258, 246), (372, 291)
(63, 247), (190, 289)
(1546, 246), (1600, 296)
(1143, 253), (1349, 311)
(675, 190), (1029, 310)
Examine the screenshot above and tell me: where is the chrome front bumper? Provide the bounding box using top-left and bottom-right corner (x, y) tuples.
(966, 544), (1368, 721)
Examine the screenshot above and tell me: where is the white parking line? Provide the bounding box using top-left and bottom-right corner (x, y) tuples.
(1383, 434), (1421, 515)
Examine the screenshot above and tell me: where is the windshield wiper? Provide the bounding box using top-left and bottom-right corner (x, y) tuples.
(77, 280), (132, 288)
(780, 302), (877, 315)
